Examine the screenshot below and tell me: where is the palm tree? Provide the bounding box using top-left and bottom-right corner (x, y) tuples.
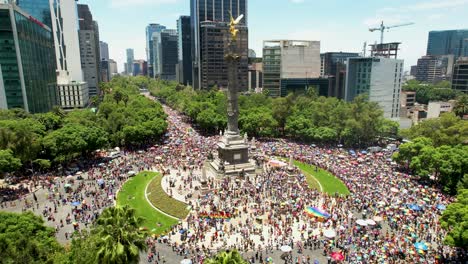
(93, 206), (147, 264)
(204, 250), (248, 264)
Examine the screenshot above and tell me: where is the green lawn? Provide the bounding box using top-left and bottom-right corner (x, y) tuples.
(116, 172), (177, 234)
(147, 173), (190, 219)
(294, 161), (350, 196)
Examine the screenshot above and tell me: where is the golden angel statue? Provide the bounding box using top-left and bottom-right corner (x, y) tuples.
(229, 12), (244, 41)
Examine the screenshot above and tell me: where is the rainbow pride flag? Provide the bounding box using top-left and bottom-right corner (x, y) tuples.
(305, 206), (330, 219)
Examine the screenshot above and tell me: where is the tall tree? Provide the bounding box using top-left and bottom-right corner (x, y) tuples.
(205, 250), (248, 264)
(440, 189), (468, 247)
(93, 206), (147, 264)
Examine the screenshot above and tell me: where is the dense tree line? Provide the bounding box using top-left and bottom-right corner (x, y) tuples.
(152, 83), (398, 147)
(394, 112), (468, 247)
(0, 76), (167, 176)
(402, 80), (461, 105)
(0, 206), (148, 264)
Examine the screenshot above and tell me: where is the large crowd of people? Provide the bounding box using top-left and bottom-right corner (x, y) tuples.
(0, 99), (465, 263)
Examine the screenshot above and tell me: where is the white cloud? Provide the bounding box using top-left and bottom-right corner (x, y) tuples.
(109, 0), (178, 8)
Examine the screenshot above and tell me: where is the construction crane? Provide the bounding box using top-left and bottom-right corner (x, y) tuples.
(369, 21), (415, 44)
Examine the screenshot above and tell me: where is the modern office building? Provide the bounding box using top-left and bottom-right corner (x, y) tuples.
(159, 29), (178, 81)
(191, 0), (248, 89)
(100, 60), (109, 83)
(152, 29), (177, 78)
(146, 23), (166, 78)
(15, 0), (52, 28)
(50, 0), (88, 109)
(400, 91), (416, 117)
(321, 52), (360, 99)
(99, 41), (109, 61)
(199, 21), (248, 90)
(452, 58), (468, 93)
(345, 57), (404, 119)
(78, 4), (100, 97)
(176, 16), (192, 86)
(126, 48), (134, 75)
(132, 60), (147, 76)
(427, 30), (468, 60)
(263, 40), (321, 97)
(0, 2), (57, 113)
(415, 55), (454, 84)
(109, 59), (118, 78)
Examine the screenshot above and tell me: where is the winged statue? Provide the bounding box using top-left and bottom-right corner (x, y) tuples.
(229, 12), (244, 41)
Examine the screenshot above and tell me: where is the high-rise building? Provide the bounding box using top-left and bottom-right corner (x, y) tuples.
(321, 52), (360, 99)
(78, 4), (100, 97)
(415, 55), (454, 84)
(109, 59), (118, 77)
(176, 16), (192, 86)
(99, 41), (109, 61)
(199, 22), (248, 90)
(0, 2), (57, 113)
(248, 62), (263, 93)
(126, 49), (134, 75)
(49, 0), (88, 109)
(345, 57), (404, 119)
(159, 29), (178, 81)
(100, 60), (109, 83)
(263, 40), (321, 97)
(15, 0), (52, 28)
(427, 30), (468, 60)
(191, 0), (248, 89)
(452, 57), (468, 93)
(146, 23), (166, 78)
(132, 59), (147, 76)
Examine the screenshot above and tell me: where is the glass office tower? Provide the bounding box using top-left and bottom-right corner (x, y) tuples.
(427, 30), (468, 60)
(0, 4), (57, 113)
(16, 0), (53, 28)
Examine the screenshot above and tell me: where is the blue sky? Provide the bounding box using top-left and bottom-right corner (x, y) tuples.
(80, 0), (468, 72)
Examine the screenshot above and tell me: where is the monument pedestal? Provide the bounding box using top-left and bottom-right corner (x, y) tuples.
(208, 134), (256, 177)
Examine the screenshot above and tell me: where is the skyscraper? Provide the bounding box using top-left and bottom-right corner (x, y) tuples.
(146, 23), (166, 78)
(345, 57), (404, 119)
(191, 0), (248, 89)
(126, 49), (134, 75)
(160, 30), (178, 81)
(78, 4), (100, 96)
(15, 0), (52, 28)
(427, 30), (468, 60)
(99, 41), (109, 61)
(0, 2), (57, 113)
(177, 16), (192, 86)
(50, 0), (89, 109)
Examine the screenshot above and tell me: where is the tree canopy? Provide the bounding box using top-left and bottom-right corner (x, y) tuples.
(402, 80), (461, 104)
(151, 82), (398, 147)
(440, 189), (468, 247)
(0, 211), (63, 264)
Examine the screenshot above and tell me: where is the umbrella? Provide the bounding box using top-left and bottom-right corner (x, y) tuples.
(280, 245), (292, 252)
(414, 242), (428, 251)
(436, 204), (446, 210)
(97, 179), (104, 185)
(408, 204), (422, 211)
(75, 171), (82, 175)
(64, 183), (72, 188)
(179, 229), (186, 234)
(373, 216), (383, 222)
(180, 260), (192, 264)
(356, 219), (368, 226)
(323, 229), (336, 238)
(390, 187), (399, 193)
(331, 252), (345, 261)
(71, 201), (81, 207)
(305, 206), (330, 219)
(366, 219), (376, 226)
(66, 175), (73, 179)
